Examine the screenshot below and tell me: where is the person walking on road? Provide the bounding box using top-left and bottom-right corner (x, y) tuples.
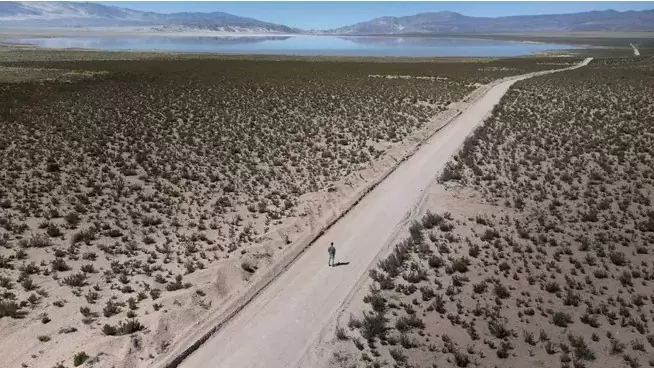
(328, 242), (336, 267)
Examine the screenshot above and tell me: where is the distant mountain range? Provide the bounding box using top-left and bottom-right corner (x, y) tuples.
(330, 9), (654, 34)
(0, 2), (299, 33)
(1, 2), (653, 34)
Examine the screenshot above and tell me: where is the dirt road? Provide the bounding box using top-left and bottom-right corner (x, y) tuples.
(176, 57), (592, 368)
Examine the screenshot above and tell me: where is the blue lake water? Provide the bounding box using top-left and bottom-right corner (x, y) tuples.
(6, 35), (574, 57)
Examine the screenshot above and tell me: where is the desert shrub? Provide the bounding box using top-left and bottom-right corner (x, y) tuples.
(450, 256), (471, 273)
(352, 337), (364, 351)
(71, 229), (95, 245)
(369, 269), (395, 290)
(347, 314), (362, 330)
(0, 301), (27, 319)
(524, 331), (536, 345)
(580, 313), (601, 328)
(359, 311), (388, 342)
(409, 220), (425, 244)
(610, 339), (625, 355)
(632, 340), (645, 351)
(80, 264), (96, 273)
(241, 261), (255, 273)
(150, 288), (161, 300)
(107, 228), (122, 238)
(103, 318), (144, 336)
(422, 211), (444, 229)
(0, 276), (13, 288)
(28, 234), (53, 248)
(399, 333), (418, 349)
(514, 196), (525, 210)
(47, 224), (62, 237)
(619, 271), (633, 286)
(102, 324), (117, 336)
(403, 268), (428, 283)
(497, 341), (512, 358)
(0, 255), (12, 269)
(469, 243), (480, 258)
(335, 326), (348, 340)
(73, 351), (89, 366)
(40, 313), (50, 324)
(647, 334), (654, 348)
(488, 319), (512, 339)
(65, 212), (81, 228)
(453, 350), (470, 367)
(51, 258), (71, 272)
(429, 294), (446, 314)
(553, 311), (573, 327)
(493, 283), (511, 299)
(85, 290), (99, 304)
(363, 290), (386, 314)
(389, 347), (407, 363)
(439, 222), (455, 232)
(63, 273), (87, 287)
(166, 274), (187, 291)
(420, 286), (435, 301)
(545, 281), (561, 293)
(563, 289), (581, 306)
(610, 251), (627, 266)
(103, 300), (122, 317)
(53, 300), (65, 307)
(396, 314), (425, 332)
(428, 255), (445, 269)
(440, 162), (462, 182)
(473, 281), (487, 294)
(21, 277), (37, 291)
(545, 341), (557, 354)
(569, 334), (595, 361)
(481, 229), (500, 241)
(142, 216), (162, 227)
(639, 212), (654, 232)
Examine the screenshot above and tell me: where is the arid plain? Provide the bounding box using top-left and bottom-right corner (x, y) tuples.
(0, 47), (591, 368)
(323, 56), (654, 368)
(0, 45), (652, 368)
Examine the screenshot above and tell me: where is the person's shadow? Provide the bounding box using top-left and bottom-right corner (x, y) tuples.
(333, 262), (350, 267)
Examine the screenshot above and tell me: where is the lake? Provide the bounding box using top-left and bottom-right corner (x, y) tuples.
(5, 35), (573, 57)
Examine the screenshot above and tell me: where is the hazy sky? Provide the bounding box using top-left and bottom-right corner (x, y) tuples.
(98, 1), (654, 29)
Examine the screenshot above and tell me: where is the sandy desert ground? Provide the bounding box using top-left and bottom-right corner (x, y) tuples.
(324, 56), (654, 368)
(0, 49), (584, 368)
(176, 58), (591, 368)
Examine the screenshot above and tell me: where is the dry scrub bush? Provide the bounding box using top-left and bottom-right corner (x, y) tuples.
(344, 57), (654, 367)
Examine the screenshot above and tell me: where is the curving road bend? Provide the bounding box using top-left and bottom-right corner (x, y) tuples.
(177, 57), (592, 368)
